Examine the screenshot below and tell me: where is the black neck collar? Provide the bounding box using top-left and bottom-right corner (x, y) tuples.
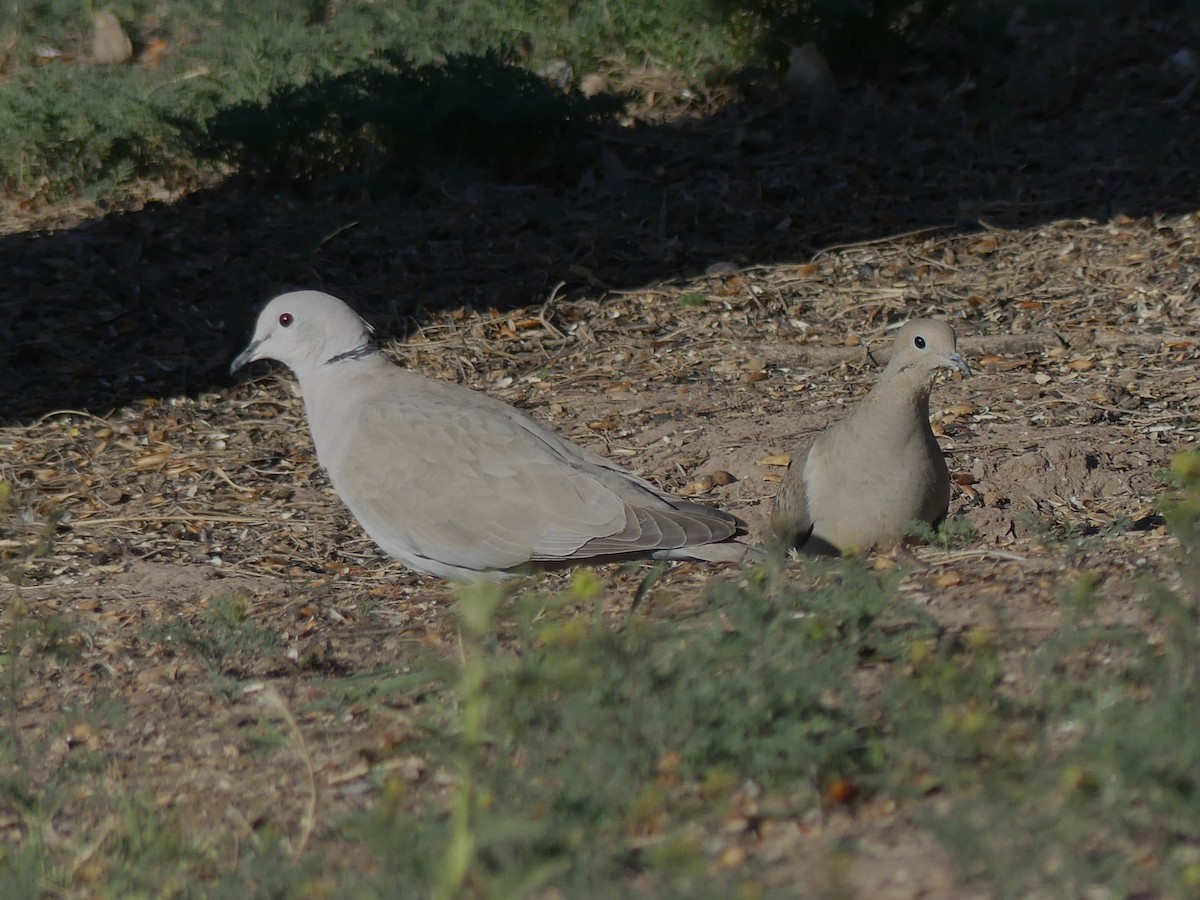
(324, 340), (379, 365)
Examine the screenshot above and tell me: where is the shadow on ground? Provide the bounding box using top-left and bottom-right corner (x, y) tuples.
(1, 4), (1196, 423)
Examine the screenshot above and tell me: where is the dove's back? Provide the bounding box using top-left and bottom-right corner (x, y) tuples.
(301, 351), (746, 580)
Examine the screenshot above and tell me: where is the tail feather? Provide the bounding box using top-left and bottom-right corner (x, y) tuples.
(655, 541), (765, 564)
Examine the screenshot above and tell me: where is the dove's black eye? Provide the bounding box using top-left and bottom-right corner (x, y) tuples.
(913, 335), (926, 349)
(279, 313), (294, 328)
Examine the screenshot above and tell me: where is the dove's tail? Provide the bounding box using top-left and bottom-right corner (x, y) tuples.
(655, 540), (765, 564)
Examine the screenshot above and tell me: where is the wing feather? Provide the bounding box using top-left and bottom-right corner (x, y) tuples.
(314, 368), (743, 574)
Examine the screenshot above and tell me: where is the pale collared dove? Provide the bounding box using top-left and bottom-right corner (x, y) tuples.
(231, 291), (757, 581)
(770, 319), (971, 555)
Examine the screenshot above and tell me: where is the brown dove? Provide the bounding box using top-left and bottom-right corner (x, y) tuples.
(231, 291), (758, 581)
(771, 319), (971, 555)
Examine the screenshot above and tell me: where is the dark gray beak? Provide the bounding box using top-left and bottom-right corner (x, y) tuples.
(944, 352), (972, 377)
(230, 338), (264, 374)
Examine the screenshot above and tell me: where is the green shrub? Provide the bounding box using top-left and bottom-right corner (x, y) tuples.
(356, 562), (903, 894)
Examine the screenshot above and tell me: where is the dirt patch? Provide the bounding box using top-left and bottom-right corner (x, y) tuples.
(3, 208), (1197, 892)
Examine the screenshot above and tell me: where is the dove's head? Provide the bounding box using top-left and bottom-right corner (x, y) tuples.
(882, 318), (971, 385)
(231, 291), (376, 375)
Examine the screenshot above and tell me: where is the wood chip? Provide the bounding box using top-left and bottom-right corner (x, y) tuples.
(968, 235), (999, 255)
(678, 475), (715, 496)
(133, 450), (173, 469)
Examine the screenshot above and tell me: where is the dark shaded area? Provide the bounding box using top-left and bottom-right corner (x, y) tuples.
(2, 3), (1197, 424)
(179, 50), (625, 182)
(714, 0), (988, 74)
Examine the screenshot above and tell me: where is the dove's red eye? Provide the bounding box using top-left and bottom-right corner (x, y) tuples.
(279, 313), (294, 327)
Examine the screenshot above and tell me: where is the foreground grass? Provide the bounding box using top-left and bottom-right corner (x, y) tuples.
(3, 454), (1200, 896)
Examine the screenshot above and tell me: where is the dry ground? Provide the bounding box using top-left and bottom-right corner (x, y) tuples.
(2, 8), (1200, 895)
(3, 211), (1197, 895)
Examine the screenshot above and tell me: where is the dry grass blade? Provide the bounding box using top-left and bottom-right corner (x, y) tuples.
(253, 683), (319, 860)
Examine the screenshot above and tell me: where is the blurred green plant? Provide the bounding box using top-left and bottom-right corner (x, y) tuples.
(140, 593), (280, 675)
(906, 515), (980, 551)
(436, 579), (505, 900)
(880, 449), (1200, 895)
(0, 479), (58, 586)
(1161, 451), (1200, 603)
(354, 561), (903, 895)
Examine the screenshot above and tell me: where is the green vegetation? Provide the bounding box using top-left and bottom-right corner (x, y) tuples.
(0, 0), (730, 198)
(0, 480), (57, 587)
(355, 451), (1200, 895)
(405, 564), (901, 895)
(4, 465), (1200, 894)
(141, 592), (282, 675)
(889, 451), (1200, 894)
(342, 469), (1200, 896)
(907, 515), (981, 550)
(1162, 451), (1200, 602)
(0, 0), (1032, 200)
